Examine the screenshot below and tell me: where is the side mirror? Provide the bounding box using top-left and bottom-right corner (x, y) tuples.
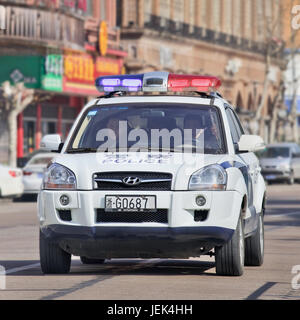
(238, 134), (265, 153)
(40, 134), (62, 152)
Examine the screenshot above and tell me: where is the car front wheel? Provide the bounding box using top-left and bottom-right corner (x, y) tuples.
(215, 214), (245, 276)
(40, 231), (71, 274)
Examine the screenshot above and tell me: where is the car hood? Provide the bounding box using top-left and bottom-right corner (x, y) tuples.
(54, 152), (227, 190)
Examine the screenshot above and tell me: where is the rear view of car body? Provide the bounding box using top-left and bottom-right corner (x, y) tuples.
(0, 165), (23, 198)
(22, 153), (54, 196)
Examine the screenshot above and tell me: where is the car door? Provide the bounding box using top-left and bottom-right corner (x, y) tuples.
(225, 106), (259, 228)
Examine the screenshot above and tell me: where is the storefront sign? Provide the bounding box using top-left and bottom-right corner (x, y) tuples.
(41, 54), (63, 92)
(63, 52), (122, 95)
(95, 57), (120, 76)
(99, 21), (108, 56)
(0, 56), (42, 89)
(64, 54), (95, 84)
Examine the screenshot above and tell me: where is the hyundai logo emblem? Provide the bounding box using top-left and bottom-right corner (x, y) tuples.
(122, 177), (141, 186)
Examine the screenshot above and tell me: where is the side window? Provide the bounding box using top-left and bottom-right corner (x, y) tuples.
(225, 108), (239, 144)
(231, 109), (245, 136)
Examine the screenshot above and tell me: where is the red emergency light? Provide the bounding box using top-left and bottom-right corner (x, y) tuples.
(168, 74), (221, 92)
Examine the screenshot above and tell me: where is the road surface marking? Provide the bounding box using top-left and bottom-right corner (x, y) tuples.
(266, 210), (300, 218)
(246, 282), (277, 300)
(5, 263), (40, 275)
(3, 258), (160, 276)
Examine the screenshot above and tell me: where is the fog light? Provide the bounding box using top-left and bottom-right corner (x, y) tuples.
(195, 195), (206, 207)
(60, 195), (70, 206)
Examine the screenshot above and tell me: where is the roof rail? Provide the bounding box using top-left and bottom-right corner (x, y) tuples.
(210, 91), (223, 99)
(97, 91), (127, 99)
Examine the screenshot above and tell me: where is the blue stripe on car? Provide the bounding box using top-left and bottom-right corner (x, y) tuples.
(220, 161), (252, 205)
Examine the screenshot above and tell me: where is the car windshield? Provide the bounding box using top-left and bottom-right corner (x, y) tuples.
(67, 103), (226, 154)
(260, 147), (290, 158)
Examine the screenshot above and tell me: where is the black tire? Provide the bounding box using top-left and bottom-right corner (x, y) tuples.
(215, 215), (245, 276)
(80, 256), (105, 264)
(40, 231), (71, 274)
(245, 214), (264, 266)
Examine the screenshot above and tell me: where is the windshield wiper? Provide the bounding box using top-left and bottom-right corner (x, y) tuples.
(137, 146), (177, 153)
(67, 147), (98, 154)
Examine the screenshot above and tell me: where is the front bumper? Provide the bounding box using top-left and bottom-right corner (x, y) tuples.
(41, 224), (234, 258)
(38, 189), (243, 258)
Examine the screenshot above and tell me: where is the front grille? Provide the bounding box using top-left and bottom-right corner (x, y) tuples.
(96, 209), (168, 223)
(93, 172), (172, 190)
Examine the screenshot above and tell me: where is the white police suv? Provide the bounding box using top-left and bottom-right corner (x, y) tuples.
(38, 72), (266, 276)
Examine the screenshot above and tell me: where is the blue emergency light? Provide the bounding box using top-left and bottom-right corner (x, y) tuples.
(96, 74), (144, 92)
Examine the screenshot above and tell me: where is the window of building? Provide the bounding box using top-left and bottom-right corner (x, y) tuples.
(86, 0), (94, 16)
(222, 0), (232, 34)
(160, 0), (170, 19)
(144, 0), (152, 23)
(100, 0), (107, 21)
(172, 0), (184, 22)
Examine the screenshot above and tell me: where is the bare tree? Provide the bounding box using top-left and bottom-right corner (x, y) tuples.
(252, 0), (284, 140)
(0, 81), (34, 167)
(287, 28), (299, 143)
(269, 80), (286, 143)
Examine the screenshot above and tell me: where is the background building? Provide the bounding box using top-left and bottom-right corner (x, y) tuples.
(117, 0), (285, 142)
(0, 0), (126, 164)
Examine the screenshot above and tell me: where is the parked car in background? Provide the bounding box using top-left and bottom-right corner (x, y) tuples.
(17, 149), (50, 168)
(22, 153), (54, 197)
(259, 143), (300, 184)
(0, 164), (23, 198)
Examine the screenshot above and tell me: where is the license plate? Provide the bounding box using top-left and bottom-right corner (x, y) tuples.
(266, 175), (276, 180)
(105, 195), (156, 212)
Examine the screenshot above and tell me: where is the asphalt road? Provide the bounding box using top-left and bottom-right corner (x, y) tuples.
(0, 184), (300, 300)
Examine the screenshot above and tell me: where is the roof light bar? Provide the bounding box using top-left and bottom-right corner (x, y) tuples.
(96, 72), (221, 94)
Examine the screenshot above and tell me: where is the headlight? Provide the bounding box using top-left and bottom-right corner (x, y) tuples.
(189, 164), (227, 191)
(43, 163), (76, 190)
